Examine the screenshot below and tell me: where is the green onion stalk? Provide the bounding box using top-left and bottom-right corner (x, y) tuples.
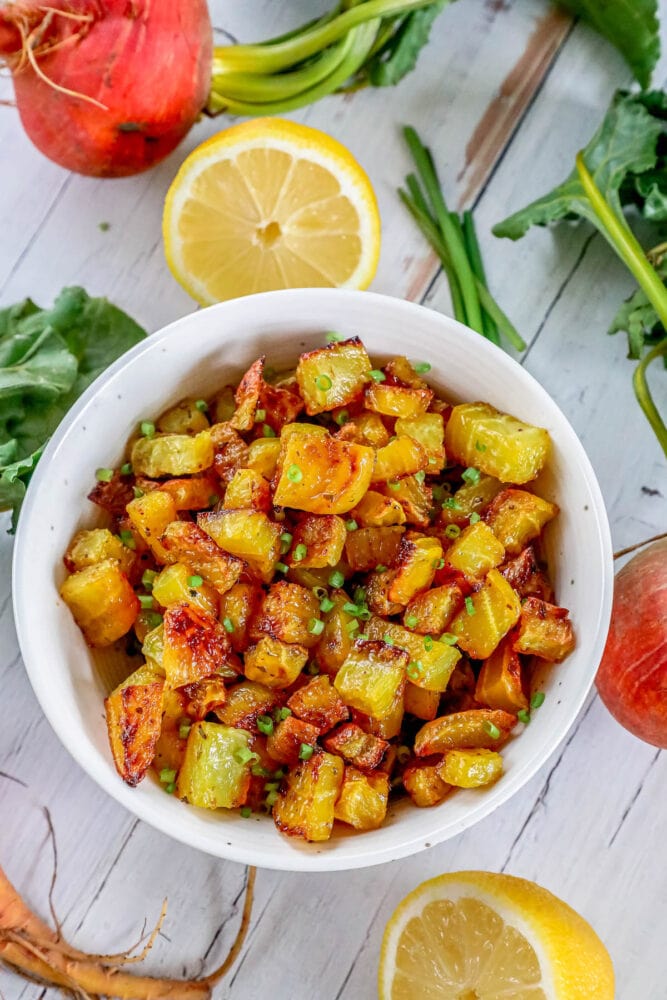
(575, 154), (667, 459)
(207, 0), (447, 116)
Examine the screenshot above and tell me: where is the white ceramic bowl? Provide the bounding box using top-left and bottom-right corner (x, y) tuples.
(13, 289), (613, 871)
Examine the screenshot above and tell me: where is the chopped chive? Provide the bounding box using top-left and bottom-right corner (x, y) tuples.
(334, 409), (349, 426)
(343, 602), (360, 615)
(252, 764), (272, 777)
(133, 486), (144, 499)
(414, 470), (426, 484)
(313, 585), (328, 600)
(346, 619), (360, 634)
(436, 557), (445, 569)
(264, 781), (279, 792)
(469, 512), (481, 524)
(164, 782), (176, 795)
(144, 611), (163, 629)
(396, 745), (411, 763)
(235, 747), (259, 765)
(159, 768), (176, 784)
(292, 543), (308, 562)
(275, 562), (289, 574)
(120, 462), (133, 476)
(428, 456), (437, 465)
(413, 361), (431, 373)
(465, 596), (475, 616)
(263, 424), (276, 437)
(255, 408), (266, 422)
(326, 332), (344, 343)
(278, 707), (292, 721)
(280, 531), (293, 554)
(423, 635), (434, 651)
(118, 529), (136, 550)
(440, 632), (458, 645)
(315, 374), (333, 391)
(188, 574), (203, 588)
(462, 467), (481, 485)
(368, 369), (386, 382)
(273, 768), (286, 779)
(357, 607), (371, 621)
(222, 616), (235, 633)
(178, 721), (192, 740)
(388, 481), (400, 491)
(475, 440), (487, 452)
(195, 399), (208, 412)
(299, 743), (314, 761)
(287, 464), (303, 483)
(375, 564), (388, 574)
(405, 614), (419, 629)
(308, 617), (324, 636)
(445, 524), (461, 539)
(328, 570), (345, 588)
(208, 493), (220, 506)
(345, 519), (358, 532)
(530, 691), (546, 710)
(383, 634), (395, 646)
(240, 806), (252, 818)
(443, 497), (462, 510)
(307, 662), (320, 675)
(483, 721), (501, 740)
(95, 467), (114, 483)
(357, 633), (369, 640)
(139, 595), (154, 610)
(517, 709), (531, 725)
(140, 421), (155, 438)
(320, 596), (335, 614)
(353, 586), (367, 604)
(141, 569), (157, 590)
(265, 790), (279, 807)
(407, 660), (423, 679)
(257, 715), (274, 736)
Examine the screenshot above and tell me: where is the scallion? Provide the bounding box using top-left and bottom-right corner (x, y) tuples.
(465, 596), (475, 616)
(257, 715), (274, 736)
(483, 721), (501, 740)
(298, 743), (314, 761)
(462, 467), (481, 485)
(445, 524), (461, 539)
(368, 369), (386, 382)
(530, 691), (546, 710)
(328, 570), (345, 588)
(95, 467), (114, 483)
(188, 575), (203, 588)
(287, 464), (303, 483)
(293, 543), (308, 562)
(140, 421), (155, 438)
(315, 374), (333, 391)
(308, 617), (325, 636)
(222, 616), (235, 633)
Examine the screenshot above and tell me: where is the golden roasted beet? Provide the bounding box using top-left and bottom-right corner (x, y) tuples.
(273, 752), (344, 842)
(365, 383), (432, 419)
(273, 430), (374, 515)
(334, 767), (389, 830)
(336, 412), (390, 448)
(198, 509), (281, 582)
(344, 525), (405, 573)
(443, 522), (505, 580)
(177, 722), (253, 809)
(350, 490), (406, 527)
(388, 533), (443, 605)
(476, 637), (528, 713)
(152, 563), (219, 617)
(513, 597), (575, 661)
(286, 675), (349, 731)
(162, 603), (236, 688)
(334, 640), (408, 719)
(395, 412), (445, 470)
(216, 680), (283, 729)
(288, 514), (347, 569)
(499, 546), (554, 602)
(245, 436), (281, 478)
(404, 682), (440, 721)
(402, 584), (463, 635)
(181, 676), (228, 720)
(449, 569), (522, 659)
(415, 709), (517, 755)
(223, 468), (272, 512)
(131, 430), (215, 478)
(266, 715), (321, 765)
(376, 475), (432, 528)
(244, 636), (309, 689)
(296, 337), (371, 415)
(445, 402), (550, 485)
(60, 559), (139, 647)
(371, 436), (428, 483)
(105, 664), (164, 786)
(367, 618), (460, 693)
(155, 475), (219, 511)
(402, 759), (451, 807)
(126, 490), (178, 562)
(160, 521), (243, 595)
(250, 581), (321, 648)
(218, 583), (262, 653)
(322, 722), (389, 770)
(314, 591), (356, 675)
(156, 399), (210, 435)
(230, 356), (264, 431)
(438, 749), (503, 788)
(440, 474), (503, 527)
(64, 528), (136, 575)
(209, 421), (250, 484)
(484, 488), (558, 555)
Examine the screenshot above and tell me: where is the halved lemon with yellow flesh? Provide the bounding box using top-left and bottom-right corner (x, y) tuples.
(163, 118), (381, 305)
(379, 871), (614, 1000)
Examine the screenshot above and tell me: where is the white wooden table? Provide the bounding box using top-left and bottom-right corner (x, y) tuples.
(1, 2), (666, 996)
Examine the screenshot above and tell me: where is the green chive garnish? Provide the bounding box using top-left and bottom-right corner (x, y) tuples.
(405, 614), (419, 629)
(530, 691), (545, 710)
(414, 470), (426, 484)
(319, 596), (335, 614)
(140, 421), (155, 438)
(326, 332), (344, 343)
(475, 440), (487, 452)
(120, 462), (133, 476)
(407, 661), (423, 679)
(484, 721), (501, 739)
(265, 790), (279, 807)
(222, 616), (235, 633)
(255, 408), (266, 422)
(465, 596), (475, 616)
(445, 524), (461, 539)
(346, 519), (358, 531)
(368, 369), (386, 382)
(383, 634), (394, 646)
(118, 529), (136, 550)
(95, 467), (114, 483)
(299, 743), (314, 761)
(139, 595), (154, 610)
(469, 512), (481, 524)
(252, 764), (272, 777)
(293, 543), (308, 562)
(195, 399), (208, 412)
(240, 806), (252, 818)
(328, 570), (345, 588)
(443, 497), (462, 510)
(179, 722), (191, 740)
(188, 575), (203, 588)
(308, 618), (324, 636)
(287, 464), (303, 483)
(375, 565), (388, 574)
(517, 709), (531, 725)
(142, 569), (157, 590)
(424, 635), (434, 651)
(334, 409), (349, 426)
(263, 424), (276, 437)
(280, 531), (293, 554)
(413, 361), (431, 373)
(235, 747), (259, 765)
(164, 782), (176, 795)
(275, 562), (289, 574)
(278, 707), (292, 721)
(208, 493), (220, 506)
(159, 768), (176, 784)
(462, 467), (481, 485)
(388, 481), (400, 491)
(133, 486), (144, 499)
(440, 633), (458, 645)
(315, 374), (332, 391)
(257, 715), (274, 736)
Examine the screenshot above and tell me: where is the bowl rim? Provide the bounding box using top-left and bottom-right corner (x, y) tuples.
(12, 288), (614, 871)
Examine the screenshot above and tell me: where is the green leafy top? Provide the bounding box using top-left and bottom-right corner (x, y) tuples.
(494, 91), (667, 241)
(0, 288), (146, 529)
(556, 0), (659, 89)
(364, 0), (449, 87)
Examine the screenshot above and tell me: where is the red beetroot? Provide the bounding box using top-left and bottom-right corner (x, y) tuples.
(596, 538), (667, 748)
(0, 0), (212, 177)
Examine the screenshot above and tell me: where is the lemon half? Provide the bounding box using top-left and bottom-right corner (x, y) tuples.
(163, 118), (380, 304)
(379, 871), (614, 1000)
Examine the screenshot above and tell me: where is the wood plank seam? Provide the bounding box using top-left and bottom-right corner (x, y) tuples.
(607, 748), (662, 848)
(0, 175), (72, 298)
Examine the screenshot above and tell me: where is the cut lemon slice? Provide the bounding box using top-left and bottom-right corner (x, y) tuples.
(379, 871), (614, 1000)
(163, 118), (380, 305)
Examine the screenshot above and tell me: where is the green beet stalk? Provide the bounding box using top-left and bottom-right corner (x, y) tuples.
(404, 175), (466, 323)
(576, 153), (667, 458)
